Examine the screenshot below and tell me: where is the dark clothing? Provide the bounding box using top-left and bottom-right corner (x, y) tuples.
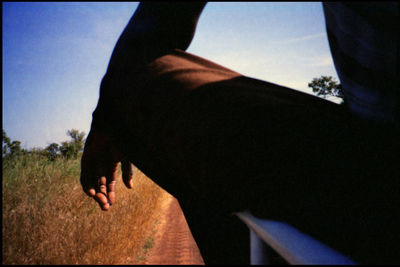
(323, 2), (399, 124)
(97, 2), (400, 264)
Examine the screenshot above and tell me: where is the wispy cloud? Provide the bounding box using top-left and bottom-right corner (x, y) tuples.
(276, 33), (326, 45)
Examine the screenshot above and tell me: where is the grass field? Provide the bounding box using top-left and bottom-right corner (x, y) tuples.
(2, 153), (168, 264)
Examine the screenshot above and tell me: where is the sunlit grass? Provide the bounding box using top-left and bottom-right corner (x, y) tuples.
(2, 153), (168, 264)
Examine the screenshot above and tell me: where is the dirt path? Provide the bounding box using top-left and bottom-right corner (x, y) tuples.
(144, 194), (205, 265)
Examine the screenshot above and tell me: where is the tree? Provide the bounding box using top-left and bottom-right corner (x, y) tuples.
(45, 143), (59, 161)
(67, 129), (85, 153)
(3, 130), (11, 157)
(60, 141), (76, 159)
(9, 140), (23, 157)
(308, 76), (344, 102)
(2, 130), (23, 158)
(59, 129), (86, 159)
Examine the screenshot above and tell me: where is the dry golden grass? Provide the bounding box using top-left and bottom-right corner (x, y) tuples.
(2, 154), (168, 264)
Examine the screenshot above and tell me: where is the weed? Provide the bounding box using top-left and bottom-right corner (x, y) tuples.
(144, 236), (155, 251)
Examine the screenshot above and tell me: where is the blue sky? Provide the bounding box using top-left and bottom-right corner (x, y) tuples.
(3, 2), (339, 149)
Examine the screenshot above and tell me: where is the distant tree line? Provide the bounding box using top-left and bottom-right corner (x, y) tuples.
(2, 129), (86, 161)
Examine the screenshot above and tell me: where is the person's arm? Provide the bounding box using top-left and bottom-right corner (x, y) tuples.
(80, 2), (206, 211)
(107, 2), (207, 73)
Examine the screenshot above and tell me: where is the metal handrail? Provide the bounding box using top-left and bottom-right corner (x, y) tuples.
(236, 211), (358, 265)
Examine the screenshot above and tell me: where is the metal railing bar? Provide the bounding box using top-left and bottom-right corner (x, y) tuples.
(236, 211), (358, 265)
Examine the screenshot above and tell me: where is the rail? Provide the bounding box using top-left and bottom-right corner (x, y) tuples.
(236, 211), (358, 265)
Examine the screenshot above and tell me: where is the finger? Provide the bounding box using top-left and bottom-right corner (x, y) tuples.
(88, 188), (96, 197)
(80, 153), (101, 198)
(99, 176), (107, 195)
(95, 192), (110, 211)
(108, 181), (116, 205)
(93, 176), (109, 210)
(107, 163), (119, 205)
(80, 169), (96, 197)
(92, 175), (112, 210)
(121, 159), (134, 189)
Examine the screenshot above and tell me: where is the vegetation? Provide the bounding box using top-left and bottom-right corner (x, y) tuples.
(308, 75), (344, 103)
(2, 129), (168, 264)
(3, 130), (26, 159)
(45, 129), (86, 160)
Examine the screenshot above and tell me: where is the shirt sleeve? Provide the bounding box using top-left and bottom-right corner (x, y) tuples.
(322, 2), (399, 125)
(106, 2), (206, 72)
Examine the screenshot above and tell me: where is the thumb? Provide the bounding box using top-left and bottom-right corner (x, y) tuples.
(121, 159), (134, 189)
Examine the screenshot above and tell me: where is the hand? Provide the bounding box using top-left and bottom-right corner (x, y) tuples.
(79, 2), (206, 211)
(80, 128), (134, 211)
